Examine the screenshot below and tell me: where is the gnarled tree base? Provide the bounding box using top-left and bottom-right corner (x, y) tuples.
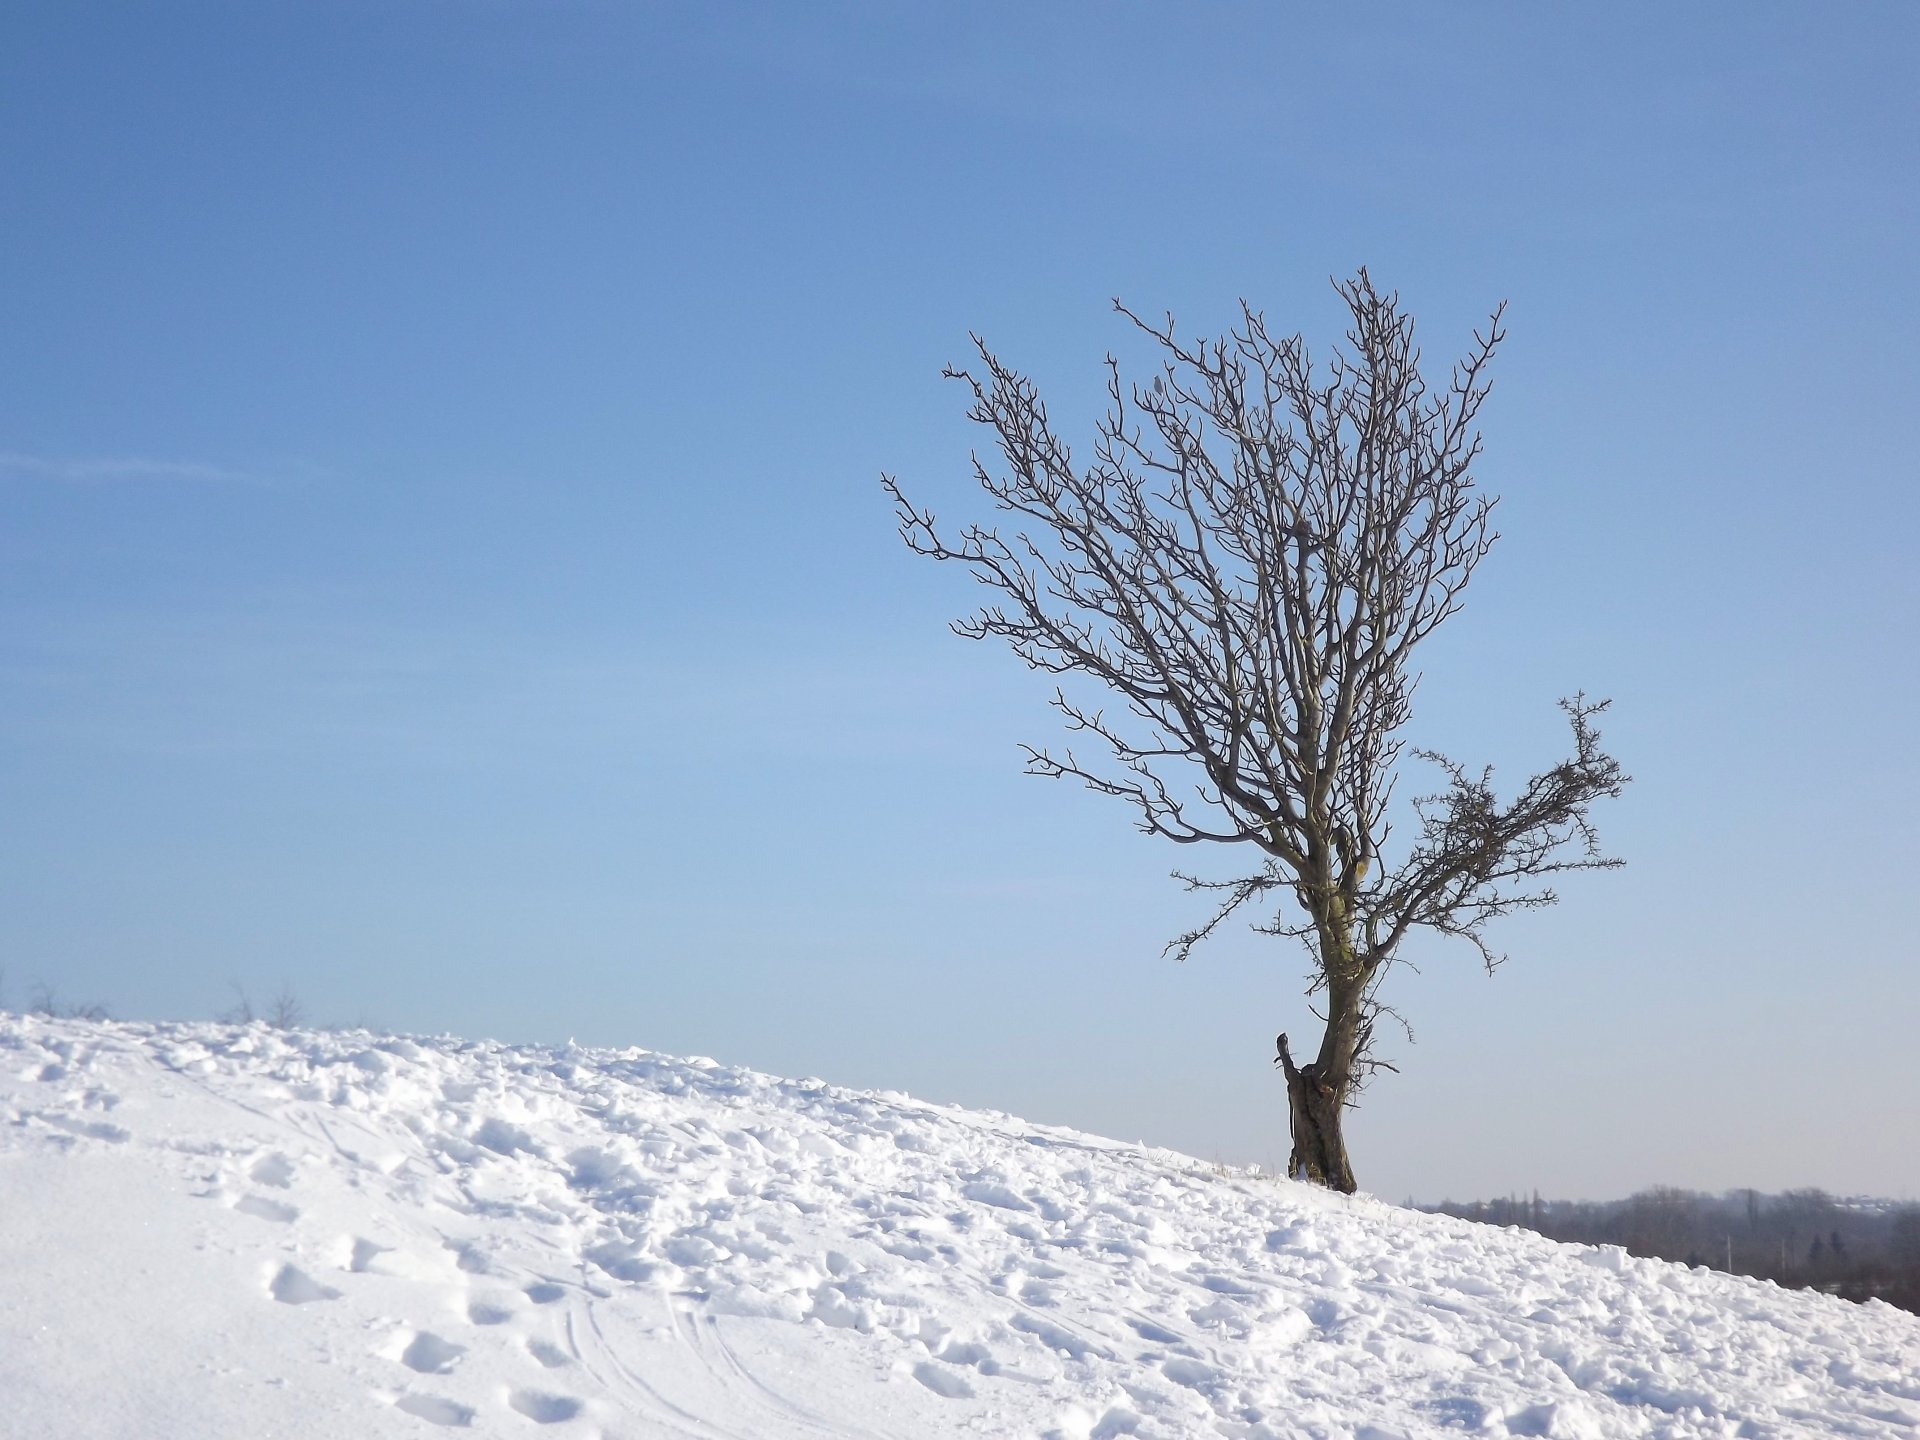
(1276, 1033), (1356, 1194)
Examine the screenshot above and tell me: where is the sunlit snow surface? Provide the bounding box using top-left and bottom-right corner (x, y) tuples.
(2, 1014), (1915, 1439)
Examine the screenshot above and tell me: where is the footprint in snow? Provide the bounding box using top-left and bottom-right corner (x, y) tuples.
(508, 1390), (584, 1424)
(269, 1264), (340, 1305)
(249, 1152), (296, 1188)
(1020, 1279), (1059, 1306)
(40, 1114), (130, 1144)
(1127, 1318), (1182, 1345)
(398, 1331), (467, 1375)
(912, 1361), (976, 1400)
(394, 1393), (475, 1428)
(1161, 1355), (1218, 1390)
(444, 1238), (491, 1275)
(233, 1194), (299, 1224)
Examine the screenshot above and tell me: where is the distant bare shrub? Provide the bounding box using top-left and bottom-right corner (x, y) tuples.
(220, 981), (306, 1031)
(29, 981), (109, 1022)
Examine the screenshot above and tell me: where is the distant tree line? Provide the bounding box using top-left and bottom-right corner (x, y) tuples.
(1424, 1188), (1920, 1315)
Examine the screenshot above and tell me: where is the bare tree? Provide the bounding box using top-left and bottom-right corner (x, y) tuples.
(884, 271), (1625, 1192)
(266, 983), (306, 1031)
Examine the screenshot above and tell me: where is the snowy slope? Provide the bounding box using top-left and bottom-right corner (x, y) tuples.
(2, 1014), (1915, 1440)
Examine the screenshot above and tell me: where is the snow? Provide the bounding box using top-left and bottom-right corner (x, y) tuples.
(2, 1013), (1915, 1439)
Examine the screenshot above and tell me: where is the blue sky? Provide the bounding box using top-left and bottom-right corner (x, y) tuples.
(3, 3), (1916, 1202)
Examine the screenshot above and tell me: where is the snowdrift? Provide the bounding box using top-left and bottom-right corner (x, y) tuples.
(2, 1013), (1914, 1439)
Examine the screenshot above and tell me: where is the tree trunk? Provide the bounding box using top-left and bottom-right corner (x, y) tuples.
(1276, 1030), (1357, 1193)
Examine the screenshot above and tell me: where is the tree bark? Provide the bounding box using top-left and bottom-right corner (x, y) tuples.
(1276, 1030), (1357, 1193)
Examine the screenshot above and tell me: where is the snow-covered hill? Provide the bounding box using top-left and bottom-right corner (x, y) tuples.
(2, 1014), (1914, 1439)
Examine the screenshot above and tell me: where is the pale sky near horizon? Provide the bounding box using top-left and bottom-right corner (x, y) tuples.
(3, 3), (1916, 1203)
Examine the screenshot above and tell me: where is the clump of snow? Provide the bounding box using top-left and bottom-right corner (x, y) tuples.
(2, 1012), (1915, 1438)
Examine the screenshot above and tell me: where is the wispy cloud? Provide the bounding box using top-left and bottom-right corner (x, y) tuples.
(0, 451), (308, 488)
(0, 608), (1009, 771)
